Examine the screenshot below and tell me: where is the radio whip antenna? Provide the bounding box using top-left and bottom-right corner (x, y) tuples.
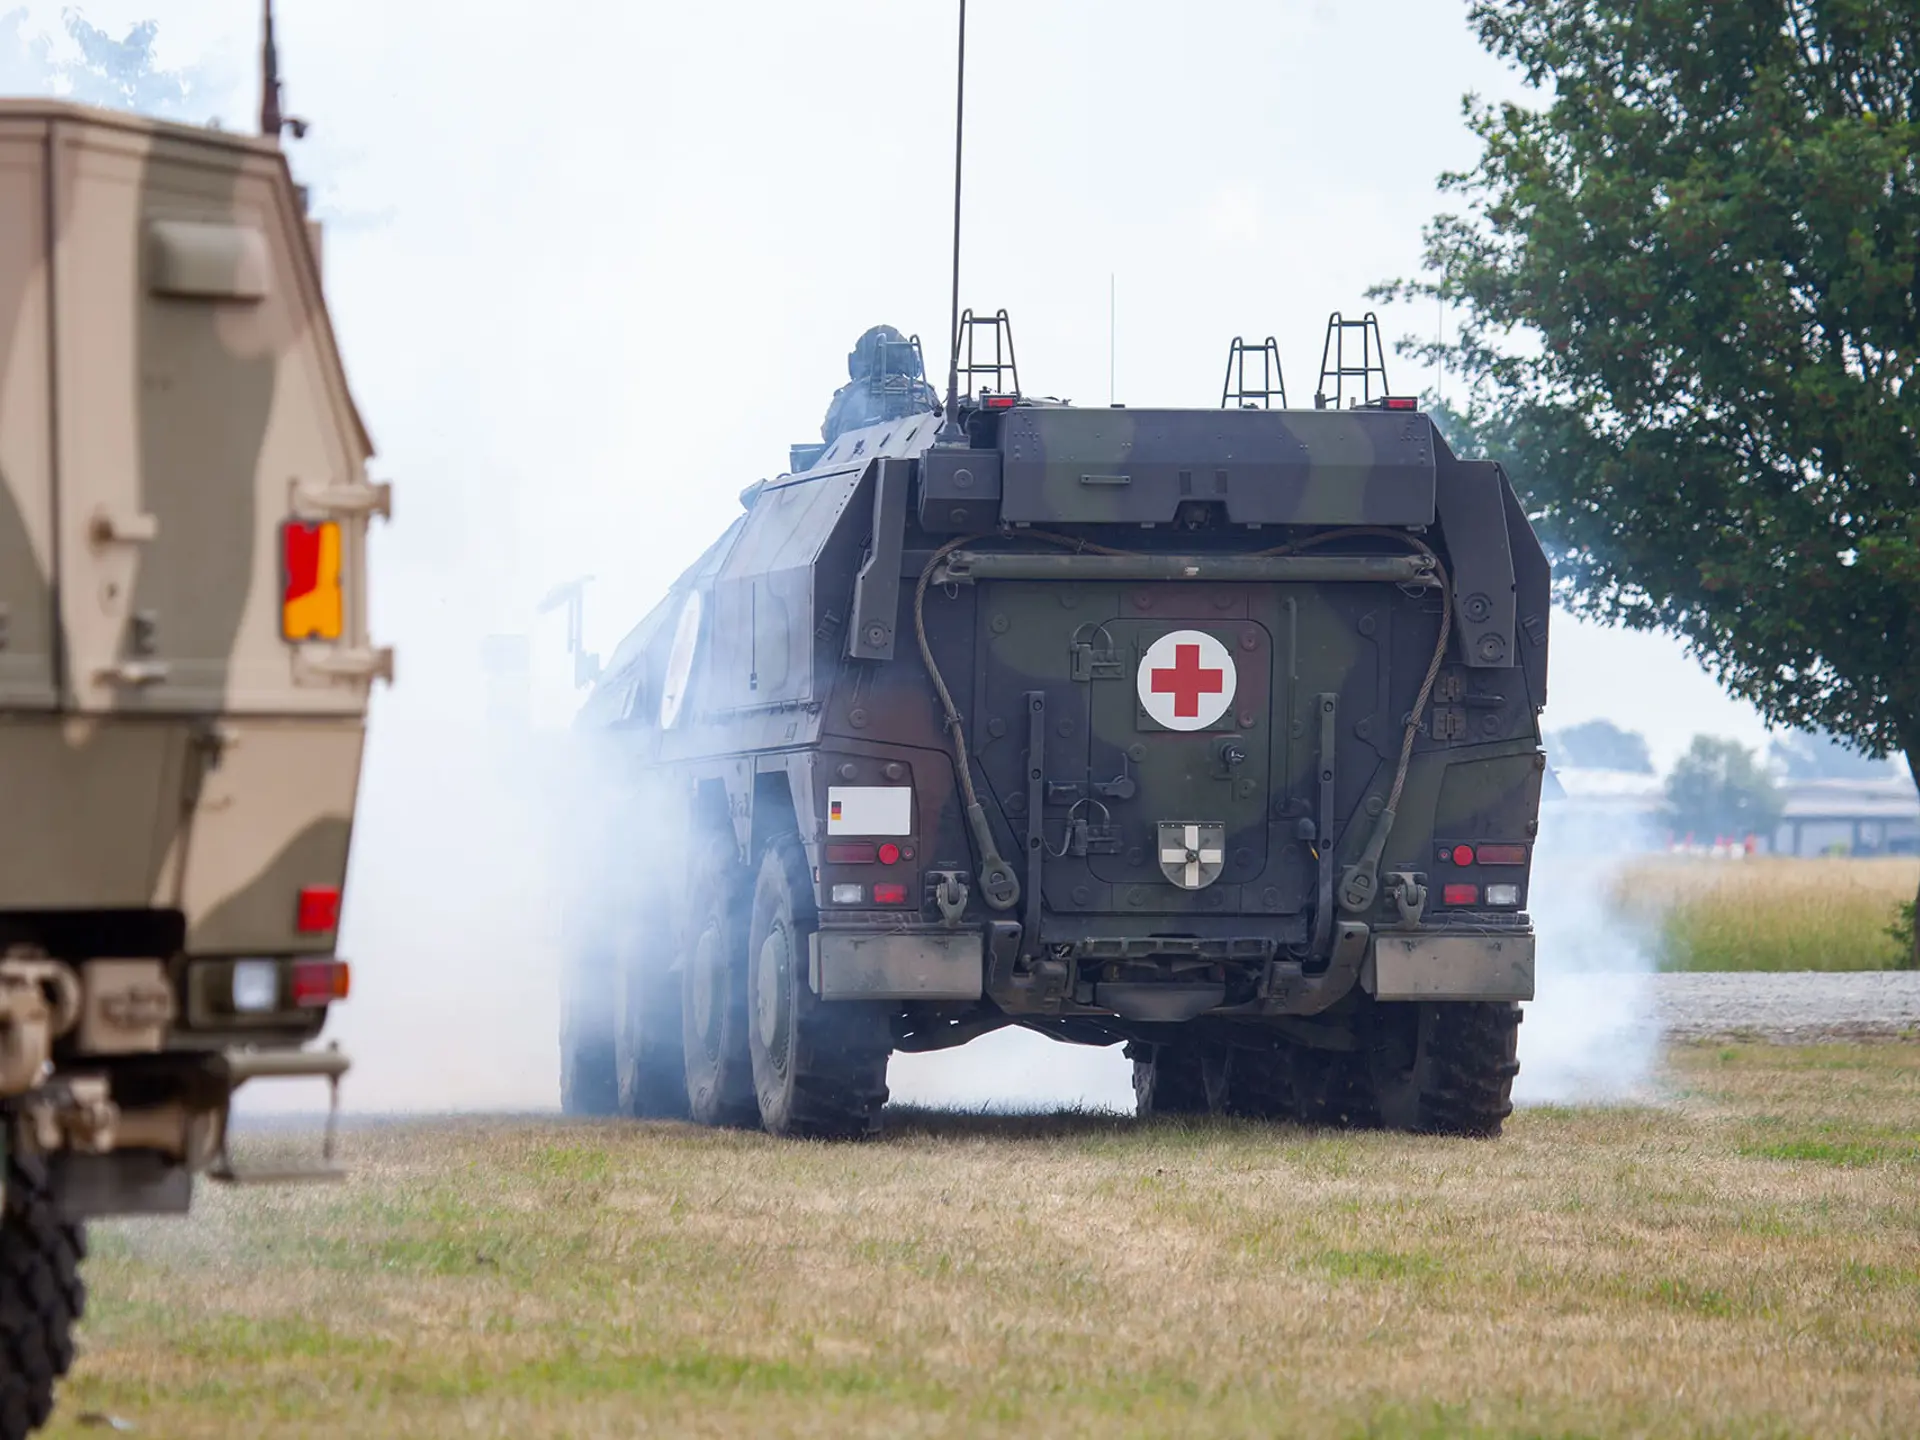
(258, 1), (308, 141)
(259, 0), (283, 137)
(940, 0), (967, 433)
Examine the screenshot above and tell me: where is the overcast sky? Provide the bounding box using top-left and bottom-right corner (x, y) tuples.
(10, 0), (1790, 766)
(6, 1), (1817, 1108)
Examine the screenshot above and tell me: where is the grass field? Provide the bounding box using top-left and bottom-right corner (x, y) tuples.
(1609, 856), (1918, 971)
(47, 1041), (1920, 1439)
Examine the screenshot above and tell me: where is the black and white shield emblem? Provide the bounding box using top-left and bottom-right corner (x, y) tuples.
(1158, 822), (1226, 890)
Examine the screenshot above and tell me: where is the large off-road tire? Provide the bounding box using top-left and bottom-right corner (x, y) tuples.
(0, 1152), (86, 1440)
(614, 912), (688, 1119)
(1223, 1043), (1295, 1120)
(1363, 1000), (1522, 1137)
(745, 836), (890, 1139)
(1128, 1040), (1230, 1117)
(679, 838), (760, 1128)
(558, 914), (620, 1117)
(1289, 1043), (1379, 1129)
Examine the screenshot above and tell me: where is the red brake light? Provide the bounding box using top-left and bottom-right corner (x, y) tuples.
(296, 886), (340, 933)
(291, 959), (350, 1006)
(1383, 396), (1418, 410)
(1476, 843), (1528, 866)
(1450, 845), (1474, 866)
(877, 842), (901, 866)
(872, 882), (908, 904)
(984, 394), (1017, 409)
(824, 842), (877, 864)
(1442, 883), (1478, 906)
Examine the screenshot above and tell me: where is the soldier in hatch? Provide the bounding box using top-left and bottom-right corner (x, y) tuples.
(821, 324), (940, 443)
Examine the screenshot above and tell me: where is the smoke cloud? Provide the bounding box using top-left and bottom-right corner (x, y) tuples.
(1510, 795), (1663, 1106)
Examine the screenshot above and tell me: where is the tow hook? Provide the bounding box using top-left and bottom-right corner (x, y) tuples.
(931, 871), (970, 926)
(1386, 871), (1428, 929)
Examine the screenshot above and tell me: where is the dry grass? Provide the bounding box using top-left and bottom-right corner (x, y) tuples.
(45, 1042), (1920, 1439)
(1608, 856), (1919, 971)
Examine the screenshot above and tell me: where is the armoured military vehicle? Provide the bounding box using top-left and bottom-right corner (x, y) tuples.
(559, 308), (1547, 1141)
(0, 15), (383, 1432)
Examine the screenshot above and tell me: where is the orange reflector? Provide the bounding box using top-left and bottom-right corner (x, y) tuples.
(1476, 843), (1529, 866)
(291, 959), (350, 1007)
(296, 886), (341, 933)
(824, 842), (876, 864)
(1442, 883), (1478, 906)
(282, 520), (344, 641)
(877, 842), (901, 866)
(872, 882), (908, 904)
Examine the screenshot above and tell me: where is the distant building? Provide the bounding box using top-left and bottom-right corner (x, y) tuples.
(1545, 766), (1919, 857)
(1774, 777), (1920, 857)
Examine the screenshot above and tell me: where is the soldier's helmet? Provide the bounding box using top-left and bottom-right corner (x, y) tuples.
(848, 324), (922, 381)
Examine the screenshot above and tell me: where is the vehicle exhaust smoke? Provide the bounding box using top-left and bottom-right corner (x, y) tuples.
(1510, 794), (1662, 1106)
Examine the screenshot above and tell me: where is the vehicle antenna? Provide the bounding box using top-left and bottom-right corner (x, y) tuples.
(259, 1), (308, 142)
(941, 0), (967, 431)
(259, 0), (282, 138)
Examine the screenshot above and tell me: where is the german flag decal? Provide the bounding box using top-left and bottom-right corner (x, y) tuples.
(282, 520), (344, 641)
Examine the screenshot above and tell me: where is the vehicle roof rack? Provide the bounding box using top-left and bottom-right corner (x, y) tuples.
(1314, 311), (1390, 410)
(955, 307), (1020, 403)
(1221, 335), (1287, 409)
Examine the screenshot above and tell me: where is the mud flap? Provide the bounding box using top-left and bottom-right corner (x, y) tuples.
(1365, 933), (1535, 1002)
(810, 930), (984, 1001)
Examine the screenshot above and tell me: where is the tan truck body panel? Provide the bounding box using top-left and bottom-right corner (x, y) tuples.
(0, 98), (385, 955)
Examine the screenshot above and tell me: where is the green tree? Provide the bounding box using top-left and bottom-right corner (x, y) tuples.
(1382, 2), (1920, 960)
(1546, 717), (1654, 773)
(1662, 736), (1785, 845)
(1768, 727), (1902, 781)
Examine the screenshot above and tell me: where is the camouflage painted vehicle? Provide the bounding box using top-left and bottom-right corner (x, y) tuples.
(561, 311), (1545, 1142)
(0, 54), (384, 1438)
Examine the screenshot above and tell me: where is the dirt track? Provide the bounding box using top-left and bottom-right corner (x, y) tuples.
(1651, 970), (1920, 1041)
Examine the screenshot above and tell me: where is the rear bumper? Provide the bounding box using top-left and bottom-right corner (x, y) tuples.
(1365, 931), (1535, 1002)
(810, 927), (984, 1002)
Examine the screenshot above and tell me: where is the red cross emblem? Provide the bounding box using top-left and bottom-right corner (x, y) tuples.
(1136, 630), (1237, 731)
(1151, 643), (1225, 718)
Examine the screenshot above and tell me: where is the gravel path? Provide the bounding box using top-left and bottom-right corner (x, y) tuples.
(1651, 970), (1920, 1041)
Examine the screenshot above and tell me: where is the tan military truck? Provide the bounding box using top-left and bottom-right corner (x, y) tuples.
(0, 75), (387, 1436)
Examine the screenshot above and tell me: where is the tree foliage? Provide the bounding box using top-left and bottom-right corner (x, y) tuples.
(1545, 717), (1654, 772)
(1380, 2), (1920, 775)
(1768, 727), (1903, 781)
(1662, 736), (1785, 843)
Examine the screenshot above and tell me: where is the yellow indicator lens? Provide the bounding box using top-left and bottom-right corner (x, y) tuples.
(282, 520), (343, 640)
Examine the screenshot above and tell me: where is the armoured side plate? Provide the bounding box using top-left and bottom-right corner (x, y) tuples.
(997, 408), (1436, 527)
(846, 458), (909, 661)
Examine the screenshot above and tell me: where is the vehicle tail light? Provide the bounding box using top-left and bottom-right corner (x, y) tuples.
(877, 842), (901, 866)
(830, 883), (864, 904)
(231, 960), (279, 1013)
(1485, 883), (1522, 907)
(984, 394), (1017, 409)
(1450, 844), (1474, 866)
(296, 886), (340, 933)
(281, 520), (344, 640)
(872, 883), (908, 904)
(1476, 844), (1528, 866)
(825, 842), (876, 864)
(291, 959), (350, 1007)
(1442, 883), (1478, 906)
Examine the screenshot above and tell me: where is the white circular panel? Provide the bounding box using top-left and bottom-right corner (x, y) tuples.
(1136, 629), (1237, 731)
(658, 590), (703, 730)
